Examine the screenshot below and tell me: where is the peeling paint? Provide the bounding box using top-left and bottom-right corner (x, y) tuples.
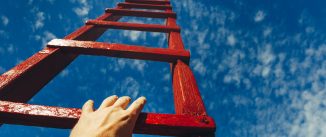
(3, 70), (16, 76)
(39, 49), (50, 54)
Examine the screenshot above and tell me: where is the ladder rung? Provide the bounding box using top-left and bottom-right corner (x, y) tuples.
(106, 8), (176, 18)
(86, 20), (180, 33)
(47, 39), (189, 63)
(125, 0), (170, 5)
(0, 101), (215, 136)
(118, 2), (172, 10)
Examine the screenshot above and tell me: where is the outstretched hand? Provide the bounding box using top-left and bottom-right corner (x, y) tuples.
(70, 95), (146, 137)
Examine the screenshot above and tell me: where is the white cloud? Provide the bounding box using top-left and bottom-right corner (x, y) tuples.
(120, 18), (145, 24)
(28, 0), (33, 5)
(130, 60), (146, 73)
(113, 59), (147, 73)
(227, 34), (237, 46)
(261, 66), (270, 77)
(232, 95), (252, 107)
(192, 59), (206, 76)
(116, 19), (147, 42)
(162, 73), (170, 81)
(47, 0), (55, 4)
(263, 27), (272, 37)
(292, 91), (326, 137)
(305, 27), (315, 34)
(35, 12), (45, 29)
(100, 68), (107, 74)
(172, 0), (326, 137)
(72, 0), (91, 17)
(7, 44), (14, 54)
(59, 70), (69, 77)
(38, 31), (57, 47)
(120, 77), (140, 99)
(198, 29), (208, 45)
(1, 15), (9, 26)
(124, 31), (141, 42)
(74, 6), (90, 17)
(258, 44), (275, 65)
(254, 10), (265, 22)
(0, 30), (8, 39)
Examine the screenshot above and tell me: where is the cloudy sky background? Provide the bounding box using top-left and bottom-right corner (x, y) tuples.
(0, 0), (326, 137)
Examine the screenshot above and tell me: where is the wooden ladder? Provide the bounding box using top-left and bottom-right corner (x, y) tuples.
(0, 0), (216, 136)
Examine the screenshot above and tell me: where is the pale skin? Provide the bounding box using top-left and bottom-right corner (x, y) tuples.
(70, 95), (146, 137)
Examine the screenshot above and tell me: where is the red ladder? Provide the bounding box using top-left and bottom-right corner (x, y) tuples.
(0, 0), (216, 136)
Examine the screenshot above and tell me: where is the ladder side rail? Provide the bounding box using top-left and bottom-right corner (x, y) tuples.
(165, 1), (216, 136)
(165, 7), (207, 116)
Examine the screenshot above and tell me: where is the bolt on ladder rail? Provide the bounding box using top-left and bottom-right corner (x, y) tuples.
(0, 0), (216, 136)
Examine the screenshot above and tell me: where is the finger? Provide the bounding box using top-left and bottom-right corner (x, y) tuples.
(112, 96), (131, 109)
(127, 96), (146, 116)
(82, 100), (94, 113)
(98, 95), (119, 110)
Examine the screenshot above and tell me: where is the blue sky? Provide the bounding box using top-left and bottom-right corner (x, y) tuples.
(0, 0), (326, 137)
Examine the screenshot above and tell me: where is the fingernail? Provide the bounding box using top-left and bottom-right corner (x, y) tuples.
(140, 96), (147, 102)
(123, 96), (131, 101)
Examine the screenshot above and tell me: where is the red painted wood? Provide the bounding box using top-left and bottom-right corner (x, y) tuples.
(106, 8), (176, 18)
(125, 0), (170, 5)
(0, 1), (216, 136)
(0, 7), (125, 102)
(165, 9), (207, 116)
(172, 60), (207, 115)
(0, 101), (215, 136)
(118, 2), (172, 10)
(47, 39), (189, 63)
(86, 20), (180, 32)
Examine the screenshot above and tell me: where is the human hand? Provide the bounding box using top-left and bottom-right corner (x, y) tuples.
(70, 95), (146, 137)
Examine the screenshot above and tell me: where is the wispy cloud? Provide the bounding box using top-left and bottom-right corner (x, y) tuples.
(1, 15), (9, 26)
(123, 30), (143, 42)
(35, 11), (45, 29)
(35, 31), (57, 47)
(173, 0), (326, 136)
(71, 0), (91, 17)
(120, 77), (140, 99)
(254, 10), (266, 22)
(191, 59), (206, 76)
(59, 69), (69, 77)
(114, 59), (147, 74)
(227, 34), (237, 46)
(0, 30), (8, 39)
